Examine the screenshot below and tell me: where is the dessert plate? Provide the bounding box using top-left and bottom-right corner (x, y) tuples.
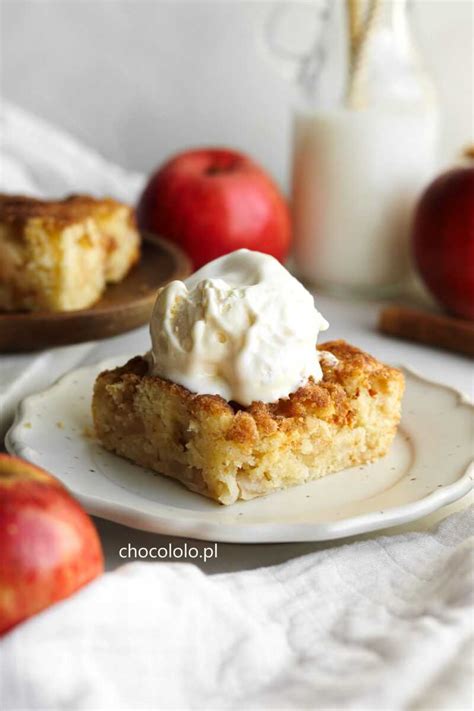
(6, 358), (473, 543)
(0, 234), (190, 352)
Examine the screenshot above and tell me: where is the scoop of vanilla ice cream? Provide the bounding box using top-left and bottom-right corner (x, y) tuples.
(149, 249), (329, 405)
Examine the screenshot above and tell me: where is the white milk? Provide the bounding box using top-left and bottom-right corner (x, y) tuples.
(291, 107), (438, 293)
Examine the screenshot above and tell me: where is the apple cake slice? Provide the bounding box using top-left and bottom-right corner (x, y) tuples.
(92, 340), (404, 505)
(0, 194), (140, 312)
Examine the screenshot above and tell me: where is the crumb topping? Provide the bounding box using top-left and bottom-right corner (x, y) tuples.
(0, 194), (131, 230)
(97, 340), (403, 445)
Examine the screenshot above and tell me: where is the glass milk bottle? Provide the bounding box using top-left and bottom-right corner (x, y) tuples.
(289, 0), (439, 297)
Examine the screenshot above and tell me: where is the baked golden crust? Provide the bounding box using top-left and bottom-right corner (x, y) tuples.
(0, 193), (140, 311)
(0, 194), (129, 230)
(92, 340), (405, 505)
(100, 340), (399, 433)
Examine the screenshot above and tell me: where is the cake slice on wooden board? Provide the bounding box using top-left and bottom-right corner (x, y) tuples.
(0, 194), (140, 312)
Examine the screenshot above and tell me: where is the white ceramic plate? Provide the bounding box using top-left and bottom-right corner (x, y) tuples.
(6, 357), (473, 543)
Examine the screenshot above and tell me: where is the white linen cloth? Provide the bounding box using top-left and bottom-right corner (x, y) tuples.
(1, 509), (473, 710)
(0, 102), (144, 200)
(0, 102), (473, 710)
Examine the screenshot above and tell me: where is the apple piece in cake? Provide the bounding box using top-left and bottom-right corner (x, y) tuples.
(0, 194), (140, 312)
(92, 340), (405, 505)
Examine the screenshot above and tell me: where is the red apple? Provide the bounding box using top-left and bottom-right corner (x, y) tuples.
(137, 147), (291, 269)
(0, 454), (103, 635)
(412, 161), (474, 320)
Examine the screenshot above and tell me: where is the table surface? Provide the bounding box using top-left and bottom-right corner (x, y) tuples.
(1, 294), (472, 573)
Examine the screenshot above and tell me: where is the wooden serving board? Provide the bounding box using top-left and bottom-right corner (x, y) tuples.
(0, 234), (191, 352)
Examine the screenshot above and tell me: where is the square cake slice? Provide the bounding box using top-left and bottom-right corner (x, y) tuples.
(0, 194), (140, 312)
(92, 340), (405, 505)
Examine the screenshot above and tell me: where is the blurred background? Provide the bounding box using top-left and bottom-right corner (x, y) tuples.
(1, 0), (472, 190)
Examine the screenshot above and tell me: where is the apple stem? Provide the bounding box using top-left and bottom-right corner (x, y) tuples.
(462, 145), (474, 161)
(206, 164), (236, 176)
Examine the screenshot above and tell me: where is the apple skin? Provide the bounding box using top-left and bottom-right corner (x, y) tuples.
(0, 454), (103, 635)
(413, 165), (474, 320)
(137, 148), (291, 269)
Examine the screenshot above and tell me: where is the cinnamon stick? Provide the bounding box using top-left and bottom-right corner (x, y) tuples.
(378, 306), (474, 357)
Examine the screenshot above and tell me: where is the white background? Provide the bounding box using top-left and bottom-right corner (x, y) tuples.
(1, 0), (472, 190)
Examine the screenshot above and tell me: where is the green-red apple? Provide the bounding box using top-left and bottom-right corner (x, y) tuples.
(0, 454), (103, 635)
